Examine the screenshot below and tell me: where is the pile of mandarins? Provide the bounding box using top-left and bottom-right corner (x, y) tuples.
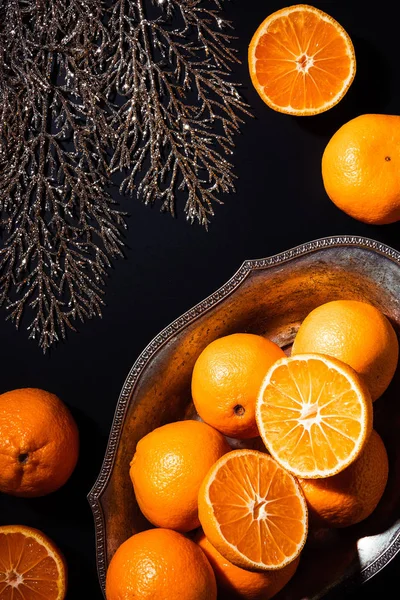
(1, 3), (400, 599)
(106, 299), (399, 600)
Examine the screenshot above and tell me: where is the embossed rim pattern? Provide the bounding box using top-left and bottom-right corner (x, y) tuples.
(87, 235), (400, 596)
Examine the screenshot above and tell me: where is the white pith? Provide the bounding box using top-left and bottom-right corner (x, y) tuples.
(4, 570), (24, 587)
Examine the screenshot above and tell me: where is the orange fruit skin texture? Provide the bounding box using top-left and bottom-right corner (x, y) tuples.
(299, 430), (389, 528)
(0, 388), (79, 497)
(0, 524), (67, 599)
(292, 300), (399, 401)
(191, 333), (285, 439)
(196, 532), (300, 600)
(130, 420), (231, 532)
(105, 528), (217, 600)
(322, 114), (400, 224)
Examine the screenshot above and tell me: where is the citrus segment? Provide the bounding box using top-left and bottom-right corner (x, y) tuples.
(256, 354), (373, 478)
(198, 449), (308, 571)
(248, 4), (356, 115)
(0, 525), (67, 600)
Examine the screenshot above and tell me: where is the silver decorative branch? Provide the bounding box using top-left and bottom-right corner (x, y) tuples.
(0, 0), (125, 351)
(0, 0), (248, 350)
(106, 0), (250, 226)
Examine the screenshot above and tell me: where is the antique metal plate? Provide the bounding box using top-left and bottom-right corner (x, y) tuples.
(88, 235), (400, 599)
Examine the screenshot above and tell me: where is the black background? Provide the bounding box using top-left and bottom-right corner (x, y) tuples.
(1, 1), (400, 599)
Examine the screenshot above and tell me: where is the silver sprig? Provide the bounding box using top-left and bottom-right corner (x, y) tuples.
(0, 0), (125, 351)
(0, 0), (248, 350)
(106, 0), (251, 227)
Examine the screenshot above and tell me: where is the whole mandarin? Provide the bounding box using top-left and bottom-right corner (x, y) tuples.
(130, 420), (230, 532)
(196, 531), (300, 600)
(0, 388), (79, 497)
(106, 528), (217, 600)
(299, 430), (388, 528)
(292, 300), (399, 401)
(192, 333), (285, 439)
(322, 114), (400, 224)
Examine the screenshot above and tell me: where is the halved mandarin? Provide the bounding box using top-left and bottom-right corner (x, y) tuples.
(256, 354), (373, 478)
(198, 449), (308, 571)
(0, 525), (67, 599)
(248, 4), (356, 115)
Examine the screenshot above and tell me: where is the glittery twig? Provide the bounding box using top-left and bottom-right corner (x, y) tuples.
(0, 0), (249, 350)
(106, 0), (251, 226)
(0, 0), (125, 351)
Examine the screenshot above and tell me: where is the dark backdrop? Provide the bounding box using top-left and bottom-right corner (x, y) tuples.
(1, 1), (399, 598)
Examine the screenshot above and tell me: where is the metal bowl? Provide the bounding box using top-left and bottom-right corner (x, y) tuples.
(88, 235), (400, 599)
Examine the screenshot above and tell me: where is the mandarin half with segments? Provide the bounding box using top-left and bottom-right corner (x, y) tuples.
(0, 525), (67, 600)
(248, 4), (356, 115)
(198, 449), (308, 571)
(256, 354), (373, 478)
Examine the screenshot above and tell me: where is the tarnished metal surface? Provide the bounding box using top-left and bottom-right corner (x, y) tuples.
(88, 236), (400, 598)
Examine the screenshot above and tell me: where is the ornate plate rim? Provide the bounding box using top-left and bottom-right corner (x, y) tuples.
(87, 234), (400, 596)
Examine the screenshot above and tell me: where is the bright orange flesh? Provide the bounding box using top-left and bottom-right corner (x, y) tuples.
(198, 449), (308, 571)
(248, 4), (356, 115)
(256, 354), (373, 478)
(0, 525), (67, 600)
